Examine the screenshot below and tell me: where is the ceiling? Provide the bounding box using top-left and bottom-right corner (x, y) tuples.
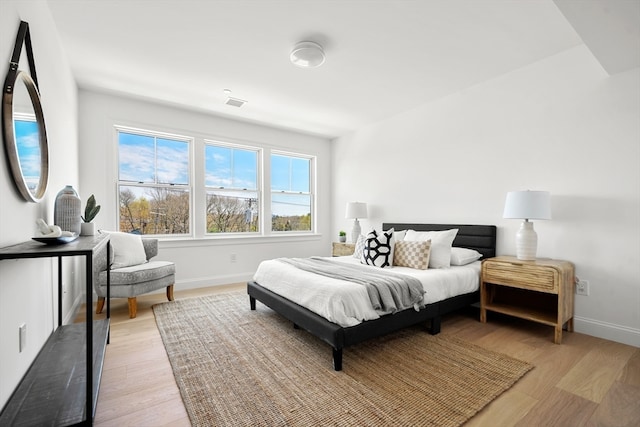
(46, 0), (639, 138)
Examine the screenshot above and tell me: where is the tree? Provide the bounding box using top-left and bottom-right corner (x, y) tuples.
(206, 193), (256, 233)
(119, 187), (189, 235)
(119, 189), (150, 233)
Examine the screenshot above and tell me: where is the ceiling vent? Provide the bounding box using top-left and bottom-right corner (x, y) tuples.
(225, 96), (247, 108)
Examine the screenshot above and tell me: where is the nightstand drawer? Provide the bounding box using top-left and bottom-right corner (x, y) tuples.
(483, 261), (557, 292)
(332, 242), (355, 257)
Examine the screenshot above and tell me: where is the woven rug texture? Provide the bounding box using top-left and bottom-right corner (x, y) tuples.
(153, 292), (532, 427)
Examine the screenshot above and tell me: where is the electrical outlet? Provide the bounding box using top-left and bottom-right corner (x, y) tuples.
(576, 280), (590, 296)
(230, 253), (237, 263)
(19, 323), (27, 352)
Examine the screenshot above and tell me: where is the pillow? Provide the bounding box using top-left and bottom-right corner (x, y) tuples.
(389, 229), (406, 242)
(393, 240), (431, 270)
(404, 229), (458, 268)
(361, 228), (395, 268)
(352, 234), (366, 259)
(450, 247), (482, 266)
(108, 232), (147, 269)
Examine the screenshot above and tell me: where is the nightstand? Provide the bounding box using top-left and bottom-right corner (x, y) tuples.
(480, 256), (575, 344)
(332, 242), (355, 257)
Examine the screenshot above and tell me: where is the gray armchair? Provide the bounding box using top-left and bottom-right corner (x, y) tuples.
(93, 238), (175, 318)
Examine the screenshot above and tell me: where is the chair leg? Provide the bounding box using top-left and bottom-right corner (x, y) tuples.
(128, 297), (137, 319)
(166, 284), (174, 301)
(96, 297), (105, 314)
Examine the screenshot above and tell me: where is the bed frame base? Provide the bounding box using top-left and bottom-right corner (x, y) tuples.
(248, 223), (496, 371)
(248, 282), (476, 371)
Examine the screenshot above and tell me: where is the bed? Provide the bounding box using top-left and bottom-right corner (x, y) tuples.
(247, 223), (497, 371)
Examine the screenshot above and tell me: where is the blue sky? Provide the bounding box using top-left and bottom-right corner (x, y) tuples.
(271, 154), (310, 192)
(119, 131), (311, 216)
(205, 147), (311, 216)
(205, 145), (257, 189)
(271, 154), (311, 216)
(119, 132), (189, 184)
(15, 119), (41, 190)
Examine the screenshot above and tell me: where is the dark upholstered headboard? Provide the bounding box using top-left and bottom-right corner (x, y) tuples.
(382, 223), (497, 260)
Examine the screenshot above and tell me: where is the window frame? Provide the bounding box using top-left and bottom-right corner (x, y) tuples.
(115, 125), (194, 237)
(113, 125), (318, 240)
(270, 150), (316, 234)
(203, 139), (262, 236)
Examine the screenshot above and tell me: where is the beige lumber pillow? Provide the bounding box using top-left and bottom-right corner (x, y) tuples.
(393, 240), (431, 270)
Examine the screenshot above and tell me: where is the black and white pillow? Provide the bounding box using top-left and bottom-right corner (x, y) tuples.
(361, 229), (395, 268)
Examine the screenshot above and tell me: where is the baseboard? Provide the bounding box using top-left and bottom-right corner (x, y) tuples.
(141, 272), (255, 295)
(64, 292), (85, 325)
(574, 316), (640, 348)
(86, 273), (254, 301)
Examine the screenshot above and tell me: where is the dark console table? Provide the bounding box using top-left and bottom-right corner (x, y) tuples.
(0, 234), (110, 426)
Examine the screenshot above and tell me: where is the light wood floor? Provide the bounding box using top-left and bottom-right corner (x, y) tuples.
(80, 284), (640, 427)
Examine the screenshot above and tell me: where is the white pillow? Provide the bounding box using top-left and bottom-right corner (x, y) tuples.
(108, 232), (147, 269)
(450, 247), (482, 266)
(361, 228), (395, 268)
(404, 229), (458, 268)
(389, 229), (406, 241)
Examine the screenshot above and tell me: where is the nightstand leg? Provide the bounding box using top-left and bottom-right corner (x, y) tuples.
(567, 317), (574, 332)
(554, 327), (562, 344)
(480, 282), (487, 323)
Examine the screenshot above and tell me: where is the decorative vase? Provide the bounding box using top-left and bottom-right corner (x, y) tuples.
(339, 235), (346, 243)
(54, 185), (81, 235)
(80, 222), (95, 236)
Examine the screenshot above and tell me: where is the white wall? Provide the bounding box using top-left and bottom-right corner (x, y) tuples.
(78, 90), (333, 291)
(0, 0), (81, 408)
(1, 3), (636, 413)
(332, 45), (640, 347)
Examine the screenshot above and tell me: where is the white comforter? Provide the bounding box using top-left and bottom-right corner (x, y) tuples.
(252, 256), (481, 327)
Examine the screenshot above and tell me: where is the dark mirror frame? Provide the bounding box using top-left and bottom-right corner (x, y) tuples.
(2, 21), (49, 203)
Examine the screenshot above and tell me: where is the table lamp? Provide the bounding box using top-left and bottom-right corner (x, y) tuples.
(503, 191), (551, 260)
(345, 202), (367, 244)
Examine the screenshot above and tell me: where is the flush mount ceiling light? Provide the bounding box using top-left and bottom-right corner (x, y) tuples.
(290, 41), (326, 68)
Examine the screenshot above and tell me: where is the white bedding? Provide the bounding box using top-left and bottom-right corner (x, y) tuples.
(252, 256), (481, 328)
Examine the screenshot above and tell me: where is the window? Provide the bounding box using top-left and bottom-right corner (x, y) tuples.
(117, 128), (191, 235)
(115, 126), (316, 238)
(205, 142), (259, 233)
(14, 113), (40, 192)
(271, 153), (313, 232)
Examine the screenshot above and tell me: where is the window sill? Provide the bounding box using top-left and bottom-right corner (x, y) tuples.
(158, 233), (323, 249)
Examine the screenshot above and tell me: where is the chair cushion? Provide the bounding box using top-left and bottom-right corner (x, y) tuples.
(99, 261), (175, 286)
(108, 232), (148, 268)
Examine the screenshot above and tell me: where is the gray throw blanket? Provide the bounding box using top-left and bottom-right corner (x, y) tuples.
(278, 257), (425, 314)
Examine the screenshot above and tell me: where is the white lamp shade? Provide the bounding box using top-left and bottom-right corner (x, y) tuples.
(345, 202), (367, 219)
(503, 191), (551, 220)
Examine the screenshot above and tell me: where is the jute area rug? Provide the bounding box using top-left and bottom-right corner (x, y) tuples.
(153, 292), (532, 427)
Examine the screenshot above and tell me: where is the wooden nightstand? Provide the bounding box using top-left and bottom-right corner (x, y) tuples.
(480, 256), (575, 344)
(332, 242), (355, 257)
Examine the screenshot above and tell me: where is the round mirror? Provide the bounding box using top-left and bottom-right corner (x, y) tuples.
(2, 69), (49, 202)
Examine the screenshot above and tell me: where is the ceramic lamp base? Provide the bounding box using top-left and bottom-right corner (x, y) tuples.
(515, 220), (537, 260)
(351, 219), (361, 244)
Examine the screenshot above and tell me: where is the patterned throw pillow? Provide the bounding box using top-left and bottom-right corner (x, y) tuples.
(393, 240), (431, 270)
(361, 229), (395, 268)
